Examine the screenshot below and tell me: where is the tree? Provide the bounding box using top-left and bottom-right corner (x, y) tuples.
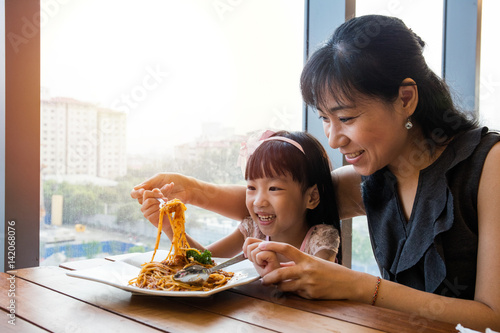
(116, 202), (144, 224)
(43, 180), (100, 224)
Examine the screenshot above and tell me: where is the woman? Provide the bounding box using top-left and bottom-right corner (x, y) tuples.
(131, 15), (500, 330)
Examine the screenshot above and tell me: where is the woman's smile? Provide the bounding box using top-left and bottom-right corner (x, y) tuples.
(343, 150), (365, 164)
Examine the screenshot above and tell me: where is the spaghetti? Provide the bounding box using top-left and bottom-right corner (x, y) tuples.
(129, 198), (234, 291)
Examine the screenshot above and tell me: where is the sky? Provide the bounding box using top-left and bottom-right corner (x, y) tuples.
(41, 0), (305, 155)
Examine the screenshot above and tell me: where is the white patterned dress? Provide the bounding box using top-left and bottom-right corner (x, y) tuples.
(238, 216), (340, 257)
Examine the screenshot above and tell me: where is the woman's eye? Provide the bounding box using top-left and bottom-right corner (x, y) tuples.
(339, 116), (356, 123)
(318, 115), (330, 122)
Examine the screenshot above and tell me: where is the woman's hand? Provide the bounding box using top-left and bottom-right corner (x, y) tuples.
(251, 241), (364, 300)
(131, 173), (191, 205)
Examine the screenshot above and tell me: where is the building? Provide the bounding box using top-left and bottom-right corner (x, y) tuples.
(96, 107), (127, 179)
(173, 122), (241, 161)
(41, 97), (127, 180)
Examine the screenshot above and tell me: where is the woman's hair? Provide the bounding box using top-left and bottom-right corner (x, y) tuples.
(301, 14), (478, 147)
(245, 131), (340, 232)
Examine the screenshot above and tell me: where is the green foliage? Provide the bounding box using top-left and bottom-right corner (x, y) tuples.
(128, 245), (146, 253)
(116, 202), (144, 224)
(352, 228), (375, 265)
(41, 139), (243, 242)
(42, 177), (145, 225)
(43, 180), (100, 224)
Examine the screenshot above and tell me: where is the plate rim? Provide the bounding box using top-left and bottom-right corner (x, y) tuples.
(66, 251), (260, 298)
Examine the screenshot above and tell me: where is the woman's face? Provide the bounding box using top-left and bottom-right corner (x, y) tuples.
(317, 93), (410, 176)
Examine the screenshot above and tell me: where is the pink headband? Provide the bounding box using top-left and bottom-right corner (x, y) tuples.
(262, 136), (305, 155)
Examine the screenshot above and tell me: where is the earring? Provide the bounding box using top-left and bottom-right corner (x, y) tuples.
(405, 118), (413, 130)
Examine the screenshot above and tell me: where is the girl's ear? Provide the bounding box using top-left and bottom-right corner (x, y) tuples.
(306, 184), (320, 210)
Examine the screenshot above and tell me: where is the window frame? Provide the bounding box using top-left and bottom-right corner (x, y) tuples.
(3, 0), (41, 271)
(442, 0), (482, 114)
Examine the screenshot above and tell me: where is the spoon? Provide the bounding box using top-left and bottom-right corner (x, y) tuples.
(173, 253), (247, 285)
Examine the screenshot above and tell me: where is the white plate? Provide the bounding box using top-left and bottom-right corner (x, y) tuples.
(66, 250), (260, 297)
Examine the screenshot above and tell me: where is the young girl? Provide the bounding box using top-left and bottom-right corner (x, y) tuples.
(138, 131), (340, 263)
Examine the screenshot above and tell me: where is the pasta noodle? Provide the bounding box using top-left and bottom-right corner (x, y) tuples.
(129, 198), (234, 291)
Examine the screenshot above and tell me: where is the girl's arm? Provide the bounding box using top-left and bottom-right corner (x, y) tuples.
(140, 189), (246, 258)
(131, 172), (248, 221)
(332, 166), (365, 219)
(204, 228), (246, 258)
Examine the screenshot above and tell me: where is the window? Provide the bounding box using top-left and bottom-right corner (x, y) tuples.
(479, 0), (500, 130)
(40, 0), (304, 266)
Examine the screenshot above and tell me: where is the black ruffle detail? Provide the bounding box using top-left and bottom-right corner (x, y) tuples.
(362, 127), (486, 293)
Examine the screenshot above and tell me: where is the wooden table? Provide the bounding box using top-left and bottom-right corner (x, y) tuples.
(1, 256), (457, 333)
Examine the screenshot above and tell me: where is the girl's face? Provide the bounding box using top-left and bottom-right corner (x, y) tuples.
(246, 173), (313, 241)
(317, 93), (411, 176)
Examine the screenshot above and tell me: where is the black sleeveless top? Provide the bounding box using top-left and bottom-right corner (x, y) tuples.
(361, 127), (500, 299)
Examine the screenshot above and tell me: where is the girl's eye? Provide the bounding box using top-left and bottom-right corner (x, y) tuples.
(247, 185), (255, 191)
(269, 186), (282, 191)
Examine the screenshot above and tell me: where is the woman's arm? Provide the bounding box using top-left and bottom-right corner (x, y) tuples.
(332, 166), (365, 219)
(471, 141), (500, 327)
(250, 241), (500, 331)
(131, 172), (249, 221)
(243, 237), (337, 278)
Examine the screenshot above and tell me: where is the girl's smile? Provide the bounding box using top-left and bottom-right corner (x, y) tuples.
(256, 213), (276, 224)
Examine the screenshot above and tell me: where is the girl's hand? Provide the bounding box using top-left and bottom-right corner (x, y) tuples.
(131, 173), (191, 205)
(140, 189), (173, 236)
(243, 238), (283, 277)
(255, 241), (361, 300)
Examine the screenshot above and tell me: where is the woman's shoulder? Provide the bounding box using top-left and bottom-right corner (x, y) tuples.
(449, 127), (500, 170)
(482, 129), (500, 164)
(481, 138), (500, 179)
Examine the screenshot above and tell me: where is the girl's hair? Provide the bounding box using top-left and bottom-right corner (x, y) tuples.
(301, 15), (478, 148)
(245, 131), (340, 232)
